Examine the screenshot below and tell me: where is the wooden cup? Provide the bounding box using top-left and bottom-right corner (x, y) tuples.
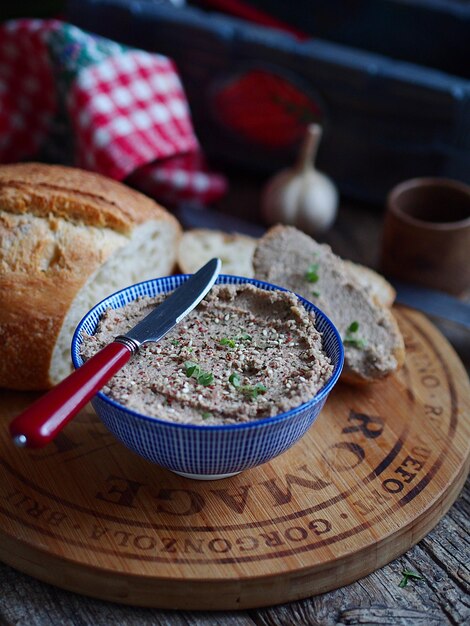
(381, 178), (470, 295)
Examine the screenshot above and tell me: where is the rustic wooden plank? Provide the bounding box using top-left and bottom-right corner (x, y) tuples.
(249, 478), (469, 626)
(0, 562), (256, 626)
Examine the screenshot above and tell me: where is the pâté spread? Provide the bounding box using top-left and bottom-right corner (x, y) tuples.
(80, 284), (333, 425)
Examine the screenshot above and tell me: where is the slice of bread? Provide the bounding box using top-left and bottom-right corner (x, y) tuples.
(343, 260), (396, 308)
(253, 225), (405, 384)
(177, 229), (257, 277)
(0, 163), (181, 390)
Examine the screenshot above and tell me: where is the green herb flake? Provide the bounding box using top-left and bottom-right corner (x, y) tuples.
(343, 337), (367, 349)
(229, 372), (266, 399)
(240, 382), (267, 400)
(201, 411), (212, 420)
(184, 361), (213, 386)
(220, 337), (236, 348)
(229, 372), (241, 388)
(170, 339), (180, 347)
(343, 320), (366, 349)
(305, 262), (320, 284)
(237, 332), (252, 341)
(184, 361), (200, 377)
(197, 372), (214, 386)
(347, 321), (360, 333)
(311, 290), (320, 298)
(398, 569), (424, 588)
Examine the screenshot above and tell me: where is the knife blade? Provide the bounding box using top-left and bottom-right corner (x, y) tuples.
(10, 258), (221, 449)
(390, 280), (470, 330)
(123, 257), (221, 347)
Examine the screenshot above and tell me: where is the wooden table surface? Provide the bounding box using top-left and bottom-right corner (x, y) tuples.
(1, 186), (469, 626)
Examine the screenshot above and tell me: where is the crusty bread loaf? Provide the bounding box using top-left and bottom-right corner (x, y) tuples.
(253, 225), (405, 384)
(0, 163), (181, 390)
(177, 229), (256, 277)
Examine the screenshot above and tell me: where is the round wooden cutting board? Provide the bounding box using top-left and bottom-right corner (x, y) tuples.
(0, 307), (469, 610)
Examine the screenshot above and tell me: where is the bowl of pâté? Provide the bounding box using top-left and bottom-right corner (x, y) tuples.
(73, 274), (343, 479)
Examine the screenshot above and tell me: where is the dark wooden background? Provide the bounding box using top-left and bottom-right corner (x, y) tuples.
(1, 182), (469, 626)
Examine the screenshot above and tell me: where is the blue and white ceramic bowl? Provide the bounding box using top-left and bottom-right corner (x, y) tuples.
(71, 275), (344, 480)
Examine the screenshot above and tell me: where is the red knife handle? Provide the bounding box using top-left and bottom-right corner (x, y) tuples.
(9, 342), (132, 449)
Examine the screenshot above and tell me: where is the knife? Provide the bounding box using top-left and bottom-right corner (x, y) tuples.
(390, 280), (470, 330)
(10, 258), (221, 449)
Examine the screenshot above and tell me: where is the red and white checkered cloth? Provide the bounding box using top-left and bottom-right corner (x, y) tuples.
(0, 20), (57, 163)
(0, 19), (227, 206)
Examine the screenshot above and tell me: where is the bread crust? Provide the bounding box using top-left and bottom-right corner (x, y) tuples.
(0, 162), (175, 234)
(0, 271), (87, 389)
(0, 163), (181, 390)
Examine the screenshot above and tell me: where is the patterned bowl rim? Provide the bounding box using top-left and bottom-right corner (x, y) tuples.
(71, 274), (344, 432)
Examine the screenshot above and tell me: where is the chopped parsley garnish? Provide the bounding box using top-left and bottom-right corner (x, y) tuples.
(170, 339), (180, 346)
(343, 321), (366, 349)
(198, 372), (214, 386)
(184, 361), (200, 377)
(230, 372), (266, 399)
(201, 411), (212, 420)
(240, 383), (267, 399)
(183, 361), (214, 386)
(220, 334), (251, 348)
(343, 337), (366, 348)
(220, 337), (236, 348)
(348, 321), (359, 333)
(305, 262), (320, 284)
(237, 332), (252, 341)
(229, 372), (241, 388)
(398, 569), (424, 588)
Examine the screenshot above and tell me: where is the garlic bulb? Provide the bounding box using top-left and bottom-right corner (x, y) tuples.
(261, 124), (338, 236)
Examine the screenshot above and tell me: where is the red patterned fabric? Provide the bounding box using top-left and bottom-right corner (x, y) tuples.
(129, 153), (228, 207)
(0, 19), (227, 206)
(68, 51), (198, 180)
(0, 19), (58, 162)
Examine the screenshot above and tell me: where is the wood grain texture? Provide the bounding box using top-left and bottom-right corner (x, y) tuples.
(0, 478), (468, 625)
(0, 308), (469, 612)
